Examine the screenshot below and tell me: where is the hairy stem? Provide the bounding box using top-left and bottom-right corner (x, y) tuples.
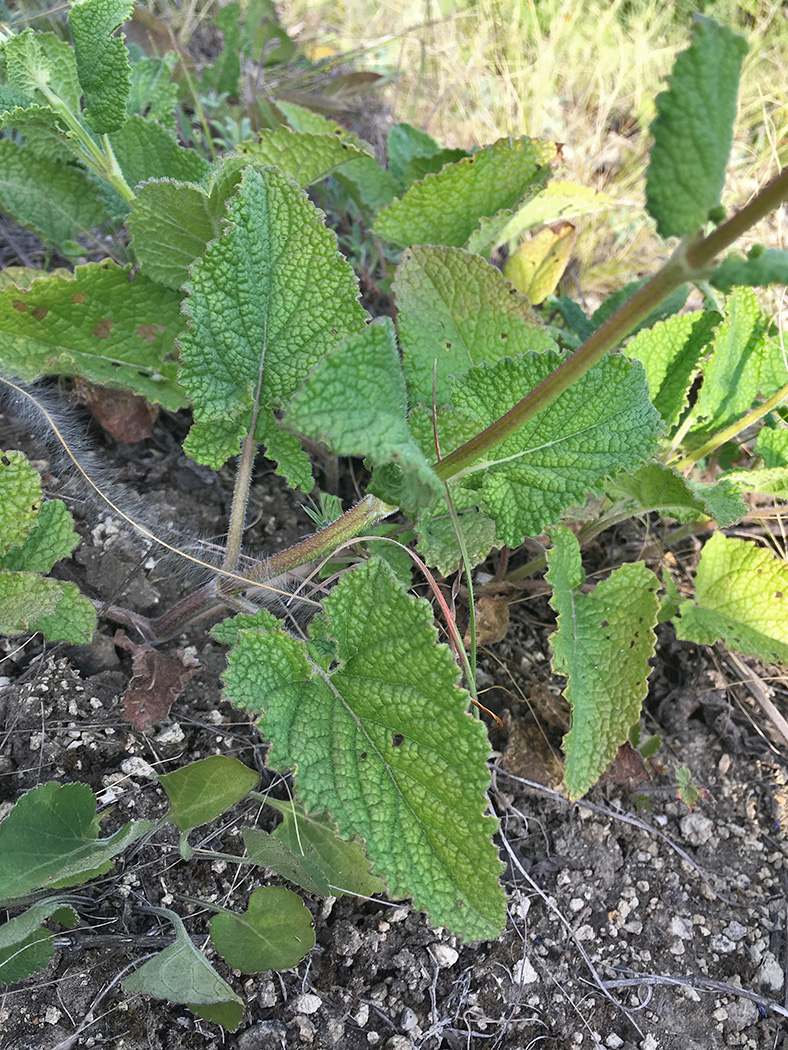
(223, 430), (258, 571)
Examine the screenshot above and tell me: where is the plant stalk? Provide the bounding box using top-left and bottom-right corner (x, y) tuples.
(223, 430), (258, 571)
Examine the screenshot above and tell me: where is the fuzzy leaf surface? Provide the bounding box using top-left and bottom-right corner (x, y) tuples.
(159, 756), (259, 834)
(694, 287), (786, 434)
(123, 908), (243, 1028)
(127, 53), (179, 129)
(69, 0), (134, 133)
(29, 579), (96, 644)
(0, 140), (108, 252)
(374, 136), (556, 248)
(710, 249), (788, 290)
(645, 17), (747, 238)
(756, 427), (788, 467)
(0, 263), (187, 408)
(0, 449), (43, 552)
(0, 901), (78, 985)
(1, 498), (80, 573)
(416, 508), (498, 576)
(0, 571), (62, 634)
(128, 180), (217, 289)
(223, 557), (505, 941)
(623, 310), (720, 427)
(387, 122), (441, 183)
(441, 353), (662, 547)
(266, 798), (386, 897)
(237, 127), (368, 185)
(242, 827), (328, 896)
(109, 115), (210, 198)
(675, 533), (788, 663)
(547, 526), (659, 799)
(285, 318), (440, 510)
(0, 782), (152, 901)
(210, 886), (315, 973)
(610, 463), (746, 527)
(484, 180), (616, 250)
(179, 166), (367, 477)
(394, 245), (556, 405)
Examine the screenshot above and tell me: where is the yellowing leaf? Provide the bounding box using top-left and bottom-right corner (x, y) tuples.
(503, 222), (576, 305)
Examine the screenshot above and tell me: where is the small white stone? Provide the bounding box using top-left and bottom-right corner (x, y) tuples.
(432, 944), (459, 968)
(155, 722), (185, 745)
(120, 756), (155, 778)
(710, 935), (737, 954)
(723, 920), (748, 942)
(680, 812), (713, 846)
(640, 1036), (659, 1050)
(606, 1036), (624, 1049)
(758, 952), (785, 992)
(669, 916), (693, 940)
(294, 993), (322, 1015)
(399, 1007), (419, 1031)
(576, 924), (595, 942)
(512, 957), (539, 985)
(718, 754), (732, 775)
(569, 898), (585, 913)
(44, 1007), (61, 1024)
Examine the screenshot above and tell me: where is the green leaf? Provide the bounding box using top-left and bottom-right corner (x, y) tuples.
(284, 318), (441, 511)
(645, 17), (747, 238)
(127, 52), (179, 129)
(473, 179), (616, 254)
(209, 886), (314, 973)
(108, 115), (211, 199)
(546, 525), (660, 800)
(722, 465), (788, 498)
(0, 140), (108, 252)
(756, 427), (788, 467)
(0, 571), (62, 635)
(1, 498), (80, 573)
(0, 263), (187, 409)
(610, 462), (746, 528)
(374, 136), (556, 248)
(223, 557), (505, 941)
(236, 127), (369, 185)
(591, 278), (689, 335)
(623, 310), (720, 427)
(0, 449), (43, 552)
(675, 533), (788, 662)
(128, 180), (217, 290)
(0, 782), (152, 901)
(159, 756), (259, 834)
(442, 352), (662, 547)
(123, 908), (243, 1029)
(179, 165), (367, 476)
(693, 287), (785, 435)
(29, 580), (96, 644)
(69, 0), (134, 134)
(710, 248), (788, 290)
(387, 123), (441, 180)
(393, 245), (556, 406)
(267, 798), (386, 898)
(0, 901), (78, 985)
(200, 2), (242, 95)
(416, 508), (498, 576)
(241, 827), (328, 896)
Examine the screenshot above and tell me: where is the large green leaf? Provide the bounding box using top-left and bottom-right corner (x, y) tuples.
(223, 557), (505, 941)
(0, 263), (187, 409)
(710, 248), (788, 290)
(178, 165), (367, 480)
(128, 179), (218, 290)
(432, 352), (662, 547)
(69, 0), (134, 134)
(236, 127), (369, 185)
(0, 782), (151, 901)
(374, 136), (556, 248)
(285, 318), (441, 512)
(610, 462), (746, 528)
(623, 310), (720, 427)
(393, 245), (556, 406)
(547, 526), (660, 799)
(674, 533), (788, 663)
(0, 900), (78, 985)
(109, 115), (211, 196)
(645, 17), (747, 238)
(0, 449), (43, 552)
(209, 886), (314, 973)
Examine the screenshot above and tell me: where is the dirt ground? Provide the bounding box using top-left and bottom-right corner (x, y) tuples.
(1, 392), (787, 1050)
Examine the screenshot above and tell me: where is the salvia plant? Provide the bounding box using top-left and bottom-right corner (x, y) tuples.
(1, 1), (788, 1026)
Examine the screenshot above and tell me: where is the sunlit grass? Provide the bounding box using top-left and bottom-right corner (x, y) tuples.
(281, 0), (788, 295)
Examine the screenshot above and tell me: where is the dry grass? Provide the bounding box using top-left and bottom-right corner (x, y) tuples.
(281, 0), (788, 296)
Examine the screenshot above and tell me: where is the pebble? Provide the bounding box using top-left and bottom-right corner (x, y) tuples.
(757, 951), (785, 992)
(605, 1037), (624, 1049)
(725, 997), (759, 1031)
(120, 756), (155, 778)
(680, 812), (714, 846)
(384, 1037), (413, 1050)
(669, 916), (693, 940)
(294, 993), (322, 1015)
(512, 957), (539, 985)
(155, 722), (185, 745)
(431, 944), (459, 968)
(710, 935), (737, 954)
(399, 1008), (419, 1032)
(723, 920), (748, 942)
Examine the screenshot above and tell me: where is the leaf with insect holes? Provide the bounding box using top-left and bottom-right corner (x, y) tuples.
(393, 245), (556, 406)
(123, 908), (243, 1030)
(0, 782), (152, 902)
(69, 0), (134, 134)
(430, 352), (662, 548)
(0, 141), (109, 254)
(609, 462), (746, 528)
(374, 136), (557, 248)
(547, 525), (660, 800)
(674, 533), (788, 663)
(0, 900), (78, 985)
(645, 17), (747, 238)
(209, 886), (315, 974)
(284, 318), (441, 511)
(623, 310), (720, 427)
(223, 557), (505, 941)
(179, 165), (367, 482)
(127, 53), (179, 130)
(692, 287), (787, 436)
(0, 263), (187, 408)
(0, 449), (43, 552)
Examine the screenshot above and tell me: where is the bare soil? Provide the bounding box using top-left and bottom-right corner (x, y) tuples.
(0, 391), (787, 1050)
